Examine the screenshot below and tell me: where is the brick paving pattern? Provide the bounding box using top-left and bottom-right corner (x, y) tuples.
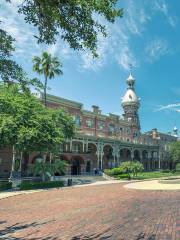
(0, 183), (180, 240)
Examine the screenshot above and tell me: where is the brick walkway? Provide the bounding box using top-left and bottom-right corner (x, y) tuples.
(0, 183), (180, 240)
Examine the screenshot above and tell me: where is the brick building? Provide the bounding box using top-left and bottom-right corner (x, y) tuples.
(0, 73), (178, 178)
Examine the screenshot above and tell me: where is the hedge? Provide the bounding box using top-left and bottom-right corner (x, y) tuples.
(104, 168), (123, 176)
(20, 180), (64, 190)
(0, 181), (12, 191)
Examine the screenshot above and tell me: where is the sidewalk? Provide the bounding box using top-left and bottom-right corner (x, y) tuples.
(0, 179), (123, 200)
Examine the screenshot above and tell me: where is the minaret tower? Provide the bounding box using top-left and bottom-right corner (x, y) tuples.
(173, 126), (178, 138)
(121, 72), (141, 131)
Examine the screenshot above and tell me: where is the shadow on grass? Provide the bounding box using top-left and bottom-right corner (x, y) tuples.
(0, 220), (57, 240)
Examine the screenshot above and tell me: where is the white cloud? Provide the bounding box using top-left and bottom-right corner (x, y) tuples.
(156, 103), (180, 112)
(78, 0), (150, 71)
(125, 1), (151, 35)
(153, 0), (177, 28)
(145, 39), (169, 63)
(0, 0), (176, 73)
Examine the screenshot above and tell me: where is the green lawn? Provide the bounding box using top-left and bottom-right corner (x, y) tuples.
(114, 171), (180, 180)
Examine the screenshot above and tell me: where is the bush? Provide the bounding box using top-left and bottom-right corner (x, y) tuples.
(176, 163), (180, 172)
(160, 169), (170, 173)
(116, 174), (129, 179)
(20, 180), (64, 190)
(104, 169), (112, 175)
(104, 168), (123, 176)
(0, 181), (12, 191)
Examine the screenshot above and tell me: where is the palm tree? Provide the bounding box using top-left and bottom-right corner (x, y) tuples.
(33, 52), (63, 106)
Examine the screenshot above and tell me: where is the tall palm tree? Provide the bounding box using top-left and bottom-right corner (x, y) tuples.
(33, 52), (63, 106)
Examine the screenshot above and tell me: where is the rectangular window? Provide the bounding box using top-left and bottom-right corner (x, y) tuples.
(86, 119), (94, 128)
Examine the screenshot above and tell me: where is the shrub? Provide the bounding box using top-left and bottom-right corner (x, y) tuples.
(116, 174), (129, 179)
(104, 168), (123, 176)
(104, 169), (112, 176)
(176, 163), (180, 172)
(110, 168), (123, 175)
(160, 169), (170, 173)
(0, 181), (12, 191)
(20, 180), (64, 190)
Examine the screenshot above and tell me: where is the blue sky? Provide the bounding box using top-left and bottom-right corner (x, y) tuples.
(1, 0), (180, 134)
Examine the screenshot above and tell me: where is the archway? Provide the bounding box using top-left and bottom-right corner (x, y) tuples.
(88, 143), (97, 154)
(142, 150), (148, 170)
(134, 149), (140, 161)
(120, 148), (131, 162)
(103, 145), (113, 169)
(87, 143), (98, 171)
(71, 156), (84, 175)
(72, 141), (83, 153)
(86, 161), (91, 173)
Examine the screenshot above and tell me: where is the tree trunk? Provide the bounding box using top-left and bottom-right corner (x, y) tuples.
(50, 152), (52, 164)
(44, 75), (48, 107)
(10, 145), (16, 179)
(20, 151), (23, 172)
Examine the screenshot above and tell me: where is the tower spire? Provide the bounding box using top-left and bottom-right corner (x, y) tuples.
(121, 72), (141, 131)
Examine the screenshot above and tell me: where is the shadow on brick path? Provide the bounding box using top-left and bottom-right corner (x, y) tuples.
(0, 220), (57, 240)
(71, 231), (157, 240)
(71, 228), (113, 240)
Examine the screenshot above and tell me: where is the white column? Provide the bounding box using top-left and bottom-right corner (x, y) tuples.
(131, 149), (134, 161)
(82, 138), (85, 152)
(86, 139), (89, 152)
(70, 139), (72, 152)
(158, 152), (161, 169)
(11, 145), (16, 172)
(100, 151), (103, 170)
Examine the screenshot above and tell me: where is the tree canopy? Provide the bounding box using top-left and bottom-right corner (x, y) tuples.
(6, 0), (123, 56)
(170, 141), (180, 164)
(33, 52), (63, 106)
(0, 85), (75, 154)
(0, 25), (42, 91)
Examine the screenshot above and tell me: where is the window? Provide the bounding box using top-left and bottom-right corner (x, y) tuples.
(72, 115), (81, 128)
(108, 123), (115, 136)
(97, 121), (105, 130)
(127, 128), (131, 134)
(86, 119), (94, 128)
(133, 132), (138, 139)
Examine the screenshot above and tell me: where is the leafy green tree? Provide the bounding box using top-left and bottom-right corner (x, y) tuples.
(28, 159), (67, 181)
(170, 141), (180, 164)
(119, 162), (133, 180)
(52, 159), (68, 176)
(28, 161), (53, 182)
(0, 85), (75, 176)
(132, 161), (144, 177)
(119, 161), (144, 180)
(33, 52), (63, 106)
(176, 163), (180, 172)
(6, 0), (123, 56)
(0, 26), (42, 91)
